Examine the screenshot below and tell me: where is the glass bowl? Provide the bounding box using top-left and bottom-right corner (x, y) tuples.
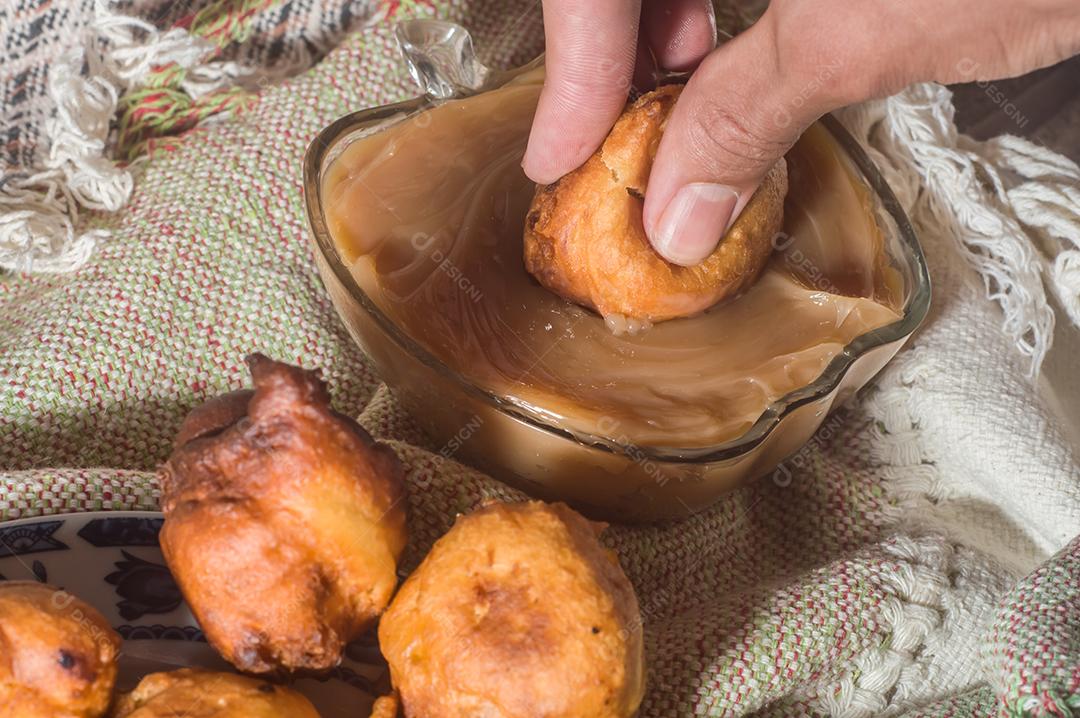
(303, 19), (931, 522)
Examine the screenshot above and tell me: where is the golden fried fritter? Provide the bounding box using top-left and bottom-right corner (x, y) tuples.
(379, 501), (645, 718)
(524, 84), (788, 322)
(0, 581), (121, 718)
(159, 354), (408, 674)
(110, 669), (320, 717)
(369, 692), (401, 718)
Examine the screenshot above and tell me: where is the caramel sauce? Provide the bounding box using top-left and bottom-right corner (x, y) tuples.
(323, 69), (902, 448)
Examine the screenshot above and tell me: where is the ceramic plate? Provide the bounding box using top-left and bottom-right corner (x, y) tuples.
(0, 511), (387, 717)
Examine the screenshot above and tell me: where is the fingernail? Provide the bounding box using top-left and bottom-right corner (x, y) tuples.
(650, 183), (739, 266)
(521, 150), (562, 186)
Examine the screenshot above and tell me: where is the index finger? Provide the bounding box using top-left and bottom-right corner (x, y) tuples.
(522, 0), (641, 185)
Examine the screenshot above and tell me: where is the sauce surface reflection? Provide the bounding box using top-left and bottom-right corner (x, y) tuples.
(324, 70), (901, 448)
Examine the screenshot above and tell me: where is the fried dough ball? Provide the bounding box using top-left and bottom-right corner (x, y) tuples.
(369, 693), (401, 718)
(524, 84), (789, 322)
(379, 501), (645, 718)
(110, 669), (320, 717)
(159, 354), (408, 674)
(0, 581), (121, 718)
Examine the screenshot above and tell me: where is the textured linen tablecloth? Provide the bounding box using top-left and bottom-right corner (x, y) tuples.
(1, 1), (1078, 716)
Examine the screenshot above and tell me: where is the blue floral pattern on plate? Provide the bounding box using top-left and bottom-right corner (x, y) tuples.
(0, 511), (387, 717)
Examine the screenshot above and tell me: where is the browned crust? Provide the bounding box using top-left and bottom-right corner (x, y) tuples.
(159, 355), (408, 675)
(111, 669), (321, 717)
(369, 692), (402, 718)
(524, 84), (788, 322)
(379, 501), (645, 718)
(173, 389), (254, 449)
(0, 581), (121, 718)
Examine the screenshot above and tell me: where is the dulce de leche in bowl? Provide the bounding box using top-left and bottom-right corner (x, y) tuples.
(304, 20), (930, 521)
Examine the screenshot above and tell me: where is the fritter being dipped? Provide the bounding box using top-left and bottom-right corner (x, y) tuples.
(110, 669), (320, 717)
(379, 501), (645, 718)
(159, 354), (408, 674)
(524, 84), (788, 323)
(0, 581), (121, 718)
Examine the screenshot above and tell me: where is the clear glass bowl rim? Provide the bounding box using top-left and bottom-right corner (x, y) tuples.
(303, 70), (932, 465)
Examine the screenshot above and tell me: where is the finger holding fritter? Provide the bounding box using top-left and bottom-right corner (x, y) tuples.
(524, 85), (787, 323)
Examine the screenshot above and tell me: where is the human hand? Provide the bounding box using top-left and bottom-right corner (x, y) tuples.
(522, 0), (1080, 265)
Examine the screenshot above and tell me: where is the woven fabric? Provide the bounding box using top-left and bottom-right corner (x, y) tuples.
(1, 0), (94, 170)
(1, 1), (1078, 716)
(0, 0), (370, 171)
(899, 689), (1001, 718)
(985, 535), (1080, 717)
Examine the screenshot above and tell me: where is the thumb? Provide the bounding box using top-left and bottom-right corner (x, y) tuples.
(642, 18), (824, 266)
